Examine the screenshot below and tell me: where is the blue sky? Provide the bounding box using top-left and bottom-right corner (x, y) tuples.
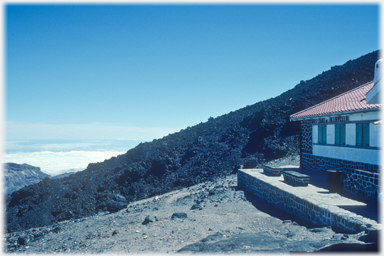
(5, 4), (380, 141)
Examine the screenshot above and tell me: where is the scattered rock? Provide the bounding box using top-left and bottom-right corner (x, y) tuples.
(17, 236), (29, 245)
(208, 190), (215, 196)
(86, 233), (96, 239)
(171, 212), (188, 220)
(112, 230), (119, 236)
(331, 234), (348, 240)
(190, 204), (201, 210)
(142, 215), (156, 225)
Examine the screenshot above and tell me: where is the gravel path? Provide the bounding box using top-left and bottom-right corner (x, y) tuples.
(5, 171), (369, 254)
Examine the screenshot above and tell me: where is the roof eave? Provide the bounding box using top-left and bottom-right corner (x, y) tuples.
(290, 107), (381, 121)
(289, 81), (375, 121)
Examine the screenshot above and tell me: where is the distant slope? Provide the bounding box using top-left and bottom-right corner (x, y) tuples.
(3, 163), (50, 194)
(6, 50), (380, 233)
(51, 172), (76, 180)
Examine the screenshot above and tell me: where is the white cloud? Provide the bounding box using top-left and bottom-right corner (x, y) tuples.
(6, 122), (180, 141)
(5, 139), (142, 153)
(4, 150), (125, 176)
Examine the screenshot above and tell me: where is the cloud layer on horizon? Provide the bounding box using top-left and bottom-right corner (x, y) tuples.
(5, 139), (143, 153)
(4, 150), (125, 176)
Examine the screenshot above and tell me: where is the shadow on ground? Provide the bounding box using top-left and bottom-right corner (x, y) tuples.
(242, 189), (319, 229)
(297, 168), (380, 223)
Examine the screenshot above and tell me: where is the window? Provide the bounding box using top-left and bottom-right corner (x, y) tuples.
(318, 125), (327, 144)
(356, 123), (370, 146)
(335, 124), (346, 145)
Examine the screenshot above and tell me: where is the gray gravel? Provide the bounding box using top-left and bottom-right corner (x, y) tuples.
(5, 170), (369, 254)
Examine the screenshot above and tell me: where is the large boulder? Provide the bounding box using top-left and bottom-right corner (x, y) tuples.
(106, 194), (127, 213)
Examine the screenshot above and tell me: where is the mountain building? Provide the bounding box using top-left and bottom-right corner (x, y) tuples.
(290, 60), (382, 201)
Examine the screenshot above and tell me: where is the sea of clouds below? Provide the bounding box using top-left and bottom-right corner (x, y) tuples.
(4, 139), (143, 176)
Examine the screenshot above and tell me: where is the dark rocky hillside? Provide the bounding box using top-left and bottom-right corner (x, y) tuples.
(3, 163), (50, 194)
(6, 50), (380, 233)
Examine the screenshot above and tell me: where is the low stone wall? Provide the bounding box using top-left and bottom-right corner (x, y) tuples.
(301, 153), (380, 202)
(238, 170), (377, 234)
(344, 169), (380, 201)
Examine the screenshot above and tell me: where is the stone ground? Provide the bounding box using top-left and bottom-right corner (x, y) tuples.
(5, 163), (374, 254)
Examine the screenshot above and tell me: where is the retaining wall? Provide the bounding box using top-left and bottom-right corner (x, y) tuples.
(238, 170), (378, 233)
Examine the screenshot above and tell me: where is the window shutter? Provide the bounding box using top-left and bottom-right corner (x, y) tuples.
(340, 124), (346, 145)
(363, 123), (370, 146)
(318, 125), (322, 144)
(356, 123), (362, 146)
(335, 124), (340, 144)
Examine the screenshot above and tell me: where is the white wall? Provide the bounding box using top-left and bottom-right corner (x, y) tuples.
(313, 125), (318, 144)
(349, 111), (380, 122)
(346, 123), (356, 146)
(370, 123), (381, 147)
(313, 145), (380, 165)
(327, 124), (335, 144)
(366, 82), (381, 104)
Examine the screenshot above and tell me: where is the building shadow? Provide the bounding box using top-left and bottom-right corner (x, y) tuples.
(294, 168), (380, 223)
(242, 190), (319, 229)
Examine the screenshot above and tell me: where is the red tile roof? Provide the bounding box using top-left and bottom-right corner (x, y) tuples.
(290, 81), (381, 120)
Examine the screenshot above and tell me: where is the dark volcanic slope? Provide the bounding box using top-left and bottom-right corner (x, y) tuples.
(6, 50), (380, 233)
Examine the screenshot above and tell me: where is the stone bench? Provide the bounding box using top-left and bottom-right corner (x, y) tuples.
(283, 171), (310, 186)
(262, 165), (283, 176)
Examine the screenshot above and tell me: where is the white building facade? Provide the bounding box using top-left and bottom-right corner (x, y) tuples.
(311, 111), (380, 166)
(290, 61), (381, 201)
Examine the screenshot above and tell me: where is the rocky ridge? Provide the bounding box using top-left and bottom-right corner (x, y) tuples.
(6, 50), (380, 233)
(3, 163), (50, 194)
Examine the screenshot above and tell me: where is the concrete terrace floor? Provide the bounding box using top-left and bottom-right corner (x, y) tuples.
(291, 166), (380, 223)
(240, 167), (380, 227)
